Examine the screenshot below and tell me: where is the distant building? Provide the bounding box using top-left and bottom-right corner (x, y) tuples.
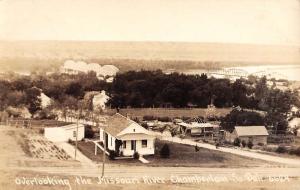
(44, 124), (85, 142)
(92, 90), (110, 111)
(289, 118), (300, 129)
(177, 122), (219, 136)
(226, 126), (269, 145)
(40, 92), (52, 109)
(60, 60), (119, 80)
(99, 113), (155, 156)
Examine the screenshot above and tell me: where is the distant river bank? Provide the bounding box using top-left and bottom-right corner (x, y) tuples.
(182, 65), (300, 81)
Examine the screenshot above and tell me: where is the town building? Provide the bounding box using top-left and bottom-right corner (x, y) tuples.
(99, 113), (155, 156)
(92, 91), (109, 110)
(44, 124), (85, 142)
(177, 122), (219, 136)
(226, 126), (269, 145)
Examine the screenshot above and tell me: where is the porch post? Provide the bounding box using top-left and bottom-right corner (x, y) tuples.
(95, 143), (97, 155)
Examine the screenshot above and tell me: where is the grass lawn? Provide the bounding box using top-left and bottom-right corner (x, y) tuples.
(144, 140), (273, 167)
(105, 108), (232, 120)
(77, 140), (273, 167)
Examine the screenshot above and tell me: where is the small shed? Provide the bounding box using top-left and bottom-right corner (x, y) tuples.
(232, 126), (269, 145)
(44, 124), (85, 142)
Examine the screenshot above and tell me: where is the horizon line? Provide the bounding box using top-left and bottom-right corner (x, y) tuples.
(1, 39), (300, 48)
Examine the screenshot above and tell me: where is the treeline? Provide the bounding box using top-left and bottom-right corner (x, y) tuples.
(0, 72), (108, 115)
(109, 70), (298, 109)
(0, 70), (299, 120)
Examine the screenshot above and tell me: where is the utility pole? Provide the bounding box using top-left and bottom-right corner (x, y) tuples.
(75, 110), (79, 159)
(101, 122), (107, 178)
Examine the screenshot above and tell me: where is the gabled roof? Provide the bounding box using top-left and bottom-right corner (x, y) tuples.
(103, 113), (137, 136)
(235, 126), (268, 136)
(104, 113), (153, 138)
(61, 123), (84, 130)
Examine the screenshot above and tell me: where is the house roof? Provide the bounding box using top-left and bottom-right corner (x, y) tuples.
(104, 113), (135, 136)
(235, 126), (268, 137)
(61, 123), (84, 130)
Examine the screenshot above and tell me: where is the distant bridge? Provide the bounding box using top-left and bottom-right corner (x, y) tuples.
(206, 68), (249, 78)
(205, 68), (288, 80)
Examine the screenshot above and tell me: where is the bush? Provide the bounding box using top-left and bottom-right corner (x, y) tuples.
(241, 140), (247, 148)
(195, 145), (200, 152)
(68, 139), (74, 145)
(160, 144), (170, 158)
(157, 117), (171, 122)
(39, 128), (44, 134)
(247, 141), (254, 149)
(289, 147), (300, 156)
(109, 150), (117, 160)
(84, 125), (94, 138)
(276, 146), (287, 154)
(143, 115), (157, 121)
(133, 152), (139, 159)
(257, 142), (264, 146)
(141, 123), (149, 129)
(233, 138), (241, 147)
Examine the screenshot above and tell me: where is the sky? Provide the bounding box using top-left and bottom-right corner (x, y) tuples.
(0, 0), (299, 45)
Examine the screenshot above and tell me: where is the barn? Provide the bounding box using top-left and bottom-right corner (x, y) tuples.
(231, 126), (269, 145)
(44, 124), (85, 142)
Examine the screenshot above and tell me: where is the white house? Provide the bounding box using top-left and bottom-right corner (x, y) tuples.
(44, 124), (85, 142)
(99, 113), (155, 156)
(92, 90), (110, 110)
(40, 92), (52, 108)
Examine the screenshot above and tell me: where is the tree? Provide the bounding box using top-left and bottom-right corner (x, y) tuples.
(221, 110), (265, 132)
(255, 76), (269, 110)
(232, 79), (248, 107)
(25, 87), (42, 116)
(160, 144), (170, 158)
(65, 82), (84, 98)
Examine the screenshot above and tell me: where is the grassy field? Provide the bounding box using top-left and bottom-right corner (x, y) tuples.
(106, 108), (231, 120)
(77, 140), (273, 167)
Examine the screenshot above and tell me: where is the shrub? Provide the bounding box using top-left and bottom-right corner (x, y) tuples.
(157, 117), (171, 122)
(133, 152), (139, 159)
(141, 123), (148, 129)
(39, 128), (44, 134)
(68, 139), (74, 145)
(108, 150), (117, 160)
(143, 115), (157, 121)
(289, 147), (300, 156)
(241, 140), (247, 148)
(257, 142), (264, 146)
(84, 125), (94, 138)
(160, 144), (170, 158)
(276, 146), (287, 154)
(233, 138), (241, 147)
(195, 145), (200, 152)
(247, 141), (254, 149)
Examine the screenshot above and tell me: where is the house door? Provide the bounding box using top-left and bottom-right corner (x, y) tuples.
(131, 140), (136, 152)
(105, 133), (108, 150)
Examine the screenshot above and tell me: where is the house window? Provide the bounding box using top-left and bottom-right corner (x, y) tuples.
(142, 140), (147, 148)
(123, 141), (126, 149)
(73, 131), (77, 138)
